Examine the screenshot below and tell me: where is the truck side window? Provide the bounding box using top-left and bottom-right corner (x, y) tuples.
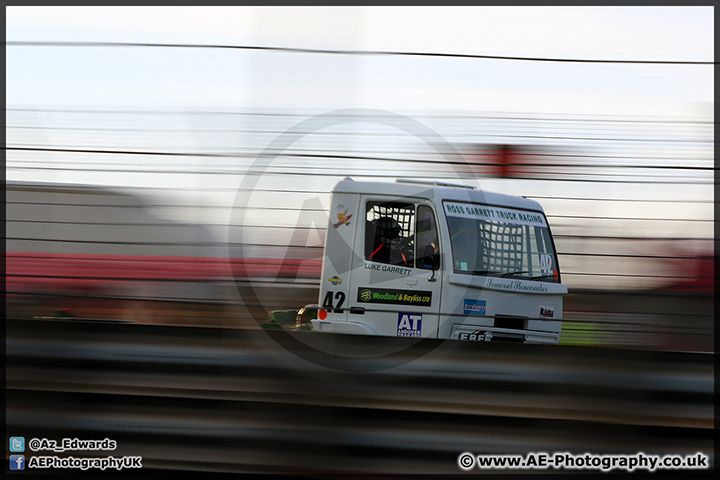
(365, 201), (414, 267)
(416, 205), (439, 270)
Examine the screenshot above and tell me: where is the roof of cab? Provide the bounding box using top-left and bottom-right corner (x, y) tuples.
(331, 178), (545, 212)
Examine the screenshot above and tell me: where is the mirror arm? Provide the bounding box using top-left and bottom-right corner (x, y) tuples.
(428, 254), (438, 282)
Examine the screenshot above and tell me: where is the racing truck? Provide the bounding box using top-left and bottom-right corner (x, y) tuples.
(309, 177), (566, 344)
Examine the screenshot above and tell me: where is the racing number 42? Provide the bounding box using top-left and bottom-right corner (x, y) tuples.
(323, 291), (346, 313)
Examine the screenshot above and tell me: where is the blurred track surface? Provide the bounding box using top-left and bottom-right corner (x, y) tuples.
(6, 318), (714, 474)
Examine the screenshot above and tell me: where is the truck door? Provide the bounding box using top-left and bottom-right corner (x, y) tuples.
(347, 196), (442, 338)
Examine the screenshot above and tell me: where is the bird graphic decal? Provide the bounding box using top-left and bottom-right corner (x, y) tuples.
(333, 205), (352, 229)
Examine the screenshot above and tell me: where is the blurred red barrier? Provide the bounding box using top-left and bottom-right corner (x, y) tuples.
(6, 252), (323, 291)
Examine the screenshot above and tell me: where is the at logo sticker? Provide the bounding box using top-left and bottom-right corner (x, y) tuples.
(397, 313), (422, 337)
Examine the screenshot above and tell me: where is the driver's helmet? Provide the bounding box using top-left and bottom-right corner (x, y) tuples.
(374, 216), (402, 244)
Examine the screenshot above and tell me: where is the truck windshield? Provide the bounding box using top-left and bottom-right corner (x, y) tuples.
(443, 201), (559, 282)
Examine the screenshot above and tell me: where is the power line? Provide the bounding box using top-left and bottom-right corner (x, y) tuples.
(6, 201), (330, 212)
(7, 40), (714, 65)
(6, 165), (713, 184)
(4, 272), (708, 283)
(6, 237), (228, 247)
(547, 215), (711, 223)
(4, 182), (713, 204)
(6, 211), (713, 224)
(7, 235), (711, 248)
(553, 234), (711, 242)
(526, 195), (711, 204)
(5, 156), (715, 176)
(5, 147), (715, 176)
(7, 144), (715, 168)
(6, 107), (714, 124)
(7, 195), (712, 207)
(7, 124), (714, 139)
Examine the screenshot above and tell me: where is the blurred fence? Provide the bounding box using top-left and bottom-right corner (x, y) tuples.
(6, 318), (714, 474)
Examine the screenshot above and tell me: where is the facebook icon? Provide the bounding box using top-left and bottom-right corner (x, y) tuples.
(10, 455), (25, 470)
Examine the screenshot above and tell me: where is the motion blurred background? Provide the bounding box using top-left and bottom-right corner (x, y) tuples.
(7, 6), (713, 350)
(4, 6), (715, 474)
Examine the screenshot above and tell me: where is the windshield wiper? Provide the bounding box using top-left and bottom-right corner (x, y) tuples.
(471, 270), (529, 278)
(529, 274), (555, 281)
(500, 270), (529, 278)
(472, 270), (503, 276)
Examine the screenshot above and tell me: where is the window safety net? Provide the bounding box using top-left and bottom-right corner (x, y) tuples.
(480, 221), (523, 272)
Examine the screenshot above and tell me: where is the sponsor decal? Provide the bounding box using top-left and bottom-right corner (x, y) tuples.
(333, 204), (353, 229)
(357, 287), (432, 307)
(328, 275), (343, 285)
(397, 313), (422, 337)
(459, 330), (487, 341)
(444, 201), (548, 228)
(539, 254), (553, 275)
(539, 306), (555, 318)
(364, 261), (411, 276)
(485, 278), (549, 293)
(463, 299), (486, 316)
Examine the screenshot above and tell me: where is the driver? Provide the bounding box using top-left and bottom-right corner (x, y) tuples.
(368, 216), (413, 266)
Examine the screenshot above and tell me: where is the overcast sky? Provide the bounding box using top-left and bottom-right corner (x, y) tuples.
(6, 6), (714, 115)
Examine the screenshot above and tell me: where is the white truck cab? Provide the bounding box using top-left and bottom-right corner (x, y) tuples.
(311, 178), (566, 344)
